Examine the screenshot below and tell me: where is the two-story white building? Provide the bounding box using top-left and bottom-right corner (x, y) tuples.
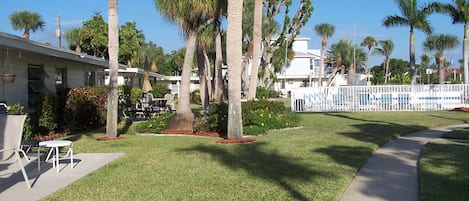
(272, 36), (370, 96)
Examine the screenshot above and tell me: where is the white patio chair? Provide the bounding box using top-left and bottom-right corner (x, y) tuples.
(0, 115), (31, 188)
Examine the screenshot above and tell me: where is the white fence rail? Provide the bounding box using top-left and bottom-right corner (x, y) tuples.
(291, 84), (469, 112)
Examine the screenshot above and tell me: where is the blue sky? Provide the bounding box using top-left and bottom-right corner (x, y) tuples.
(0, 0), (462, 67)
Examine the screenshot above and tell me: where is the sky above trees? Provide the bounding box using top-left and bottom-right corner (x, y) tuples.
(0, 0), (461, 67)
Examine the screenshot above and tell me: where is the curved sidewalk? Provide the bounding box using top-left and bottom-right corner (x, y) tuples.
(340, 124), (469, 201)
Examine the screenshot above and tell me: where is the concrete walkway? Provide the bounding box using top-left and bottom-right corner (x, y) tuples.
(340, 124), (469, 201)
(0, 153), (124, 201)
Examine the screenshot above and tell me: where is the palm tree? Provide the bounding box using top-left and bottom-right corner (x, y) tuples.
(314, 23), (335, 87)
(360, 36), (378, 74)
(106, 0), (119, 138)
(9, 11), (46, 39)
(433, 0), (469, 84)
(423, 34), (459, 84)
(247, 0), (263, 100)
(374, 39), (395, 84)
(65, 28), (83, 53)
(226, 0), (244, 139)
(382, 0), (434, 85)
(155, 0), (221, 131)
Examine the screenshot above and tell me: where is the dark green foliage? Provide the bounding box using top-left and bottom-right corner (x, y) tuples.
(64, 86), (108, 131)
(33, 94), (58, 135)
(255, 87), (279, 99)
(243, 125), (268, 135)
(206, 103), (228, 135)
(133, 112), (174, 133)
(205, 100), (301, 136)
(151, 84), (171, 98)
(191, 89), (201, 104)
(7, 103), (34, 140)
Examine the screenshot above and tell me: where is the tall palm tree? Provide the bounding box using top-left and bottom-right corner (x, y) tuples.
(226, 0), (243, 139)
(155, 0), (221, 131)
(65, 28), (83, 53)
(374, 39), (395, 84)
(433, 0), (469, 84)
(9, 11), (46, 39)
(314, 23), (335, 87)
(247, 0), (263, 100)
(106, 0), (119, 138)
(360, 36), (378, 74)
(382, 0), (434, 85)
(423, 34), (459, 84)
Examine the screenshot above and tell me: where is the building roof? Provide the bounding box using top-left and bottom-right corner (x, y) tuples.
(0, 31), (126, 69)
(105, 67), (168, 79)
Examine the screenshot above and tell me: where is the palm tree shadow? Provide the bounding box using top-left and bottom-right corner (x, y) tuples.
(179, 142), (321, 201)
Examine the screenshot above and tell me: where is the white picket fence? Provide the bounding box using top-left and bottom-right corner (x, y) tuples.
(291, 84), (469, 112)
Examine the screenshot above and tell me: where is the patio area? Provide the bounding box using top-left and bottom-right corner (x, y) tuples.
(0, 152), (124, 201)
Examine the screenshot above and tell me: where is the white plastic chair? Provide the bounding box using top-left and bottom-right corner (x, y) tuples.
(0, 115), (31, 188)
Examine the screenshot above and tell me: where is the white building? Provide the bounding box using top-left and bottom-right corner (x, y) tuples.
(0, 31), (115, 109)
(272, 36), (369, 96)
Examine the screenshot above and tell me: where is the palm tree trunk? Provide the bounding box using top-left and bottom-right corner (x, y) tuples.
(214, 31), (224, 103)
(348, 64), (355, 85)
(197, 44), (208, 109)
(227, 0), (243, 139)
(464, 23), (469, 84)
(385, 57), (390, 84)
(106, 0), (119, 138)
(438, 54), (445, 84)
(203, 49), (213, 102)
(318, 38), (326, 87)
(410, 27), (417, 85)
(167, 31), (196, 131)
(247, 0), (263, 100)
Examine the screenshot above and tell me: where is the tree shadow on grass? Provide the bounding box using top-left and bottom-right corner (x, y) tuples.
(313, 145), (374, 170)
(323, 113), (428, 146)
(428, 113), (469, 124)
(179, 142), (320, 201)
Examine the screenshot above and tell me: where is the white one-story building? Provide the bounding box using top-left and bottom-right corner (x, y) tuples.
(0, 31), (118, 109)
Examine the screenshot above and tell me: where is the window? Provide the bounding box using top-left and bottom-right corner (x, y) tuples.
(96, 71), (104, 86)
(28, 65), (44, 108)
(310, 58), (314, 70)
(281, 80), (285, 89)
(84, 71), (96, 86)
(55, 68), (67, 90)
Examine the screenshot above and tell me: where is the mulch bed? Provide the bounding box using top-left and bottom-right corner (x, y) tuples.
(215, 137), (256, 144)
(162, 130), (221, 137)
(451, 107), (469, 112)
(96, 136), (124, 141)
(162, 130), (256, 144)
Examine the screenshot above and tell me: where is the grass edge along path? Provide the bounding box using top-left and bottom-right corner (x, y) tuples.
(42, 111), (469, 201)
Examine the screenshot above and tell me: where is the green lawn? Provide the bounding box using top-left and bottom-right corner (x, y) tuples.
(420, 127), (469, 201)
(43, 111), (469, 201)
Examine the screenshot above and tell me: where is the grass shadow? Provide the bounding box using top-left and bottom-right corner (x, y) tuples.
(313, 145), (374, 169)
(180, 142), (320, 201)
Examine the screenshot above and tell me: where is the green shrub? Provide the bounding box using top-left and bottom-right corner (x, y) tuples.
(206, 103), (228, 135)
(8, 103), (34, 140)
(133, 112), (174, 134)
(203, 100), (300, 136)
(242, 99), (286, 126)
(191, 89), (201, 104)
(33, 94), (58, 135)
(64, 86), (108, 131)
(256, 87), (278, 99)
(151, 84), (171, 98)
(244, 125), (268, 135)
